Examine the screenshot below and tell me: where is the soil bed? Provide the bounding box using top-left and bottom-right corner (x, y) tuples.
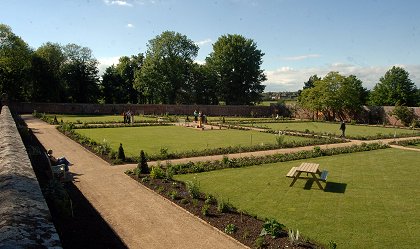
(130, 173), (322, 249)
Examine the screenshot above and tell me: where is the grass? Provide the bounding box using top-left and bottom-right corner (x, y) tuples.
(174, 148), (420, 249)
(47, 114), (156, 123)
(75, 126), (310, 157)
(250, 121), (419, 138)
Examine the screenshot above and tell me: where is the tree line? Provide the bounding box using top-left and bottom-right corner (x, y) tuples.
(1, 23), (419, 109)
(298, 68), (420, 121)
(1, 24), (265, 105)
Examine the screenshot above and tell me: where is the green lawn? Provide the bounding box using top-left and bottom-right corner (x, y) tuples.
(48, 114), (156, 123)
(75, 126), (310, 156)
(175, 149), (420, 249)
(251, 122), (419, 138)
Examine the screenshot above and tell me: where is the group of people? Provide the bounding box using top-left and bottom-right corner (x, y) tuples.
(123, 110), (134, 124)
(193, 110), (206, 128)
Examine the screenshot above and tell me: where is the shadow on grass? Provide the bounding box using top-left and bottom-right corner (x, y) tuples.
(303, 180), (347, 193)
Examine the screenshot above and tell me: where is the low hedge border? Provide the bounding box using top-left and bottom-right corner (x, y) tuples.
(165, 143), (390, 175)
(389, 138), (420, 146)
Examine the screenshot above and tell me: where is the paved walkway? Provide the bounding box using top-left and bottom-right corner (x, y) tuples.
(23, 115), (247, 249)
(23, 115), (420, 248)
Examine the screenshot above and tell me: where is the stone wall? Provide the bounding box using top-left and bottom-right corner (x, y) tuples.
(9, 102), (274, 117)
(0, 106), (61, 248)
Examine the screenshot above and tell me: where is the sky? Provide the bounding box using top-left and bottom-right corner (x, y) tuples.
(2, 0), (420, 92)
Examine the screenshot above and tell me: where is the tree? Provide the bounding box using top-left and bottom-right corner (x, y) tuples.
(0, 24), (32, 101)
(298, 72), (367, 121)
(188, 63), (218, 105)
(369, 66), (418, 106)
(303, 75), (321, 90)
(135, 31), (198, 104)
(31, 42), (65, 102)
(206, 34), (266, 105)
(101, 65), (124, 104)
(116, 54), (143, 103)
(61, 44), (100, 103)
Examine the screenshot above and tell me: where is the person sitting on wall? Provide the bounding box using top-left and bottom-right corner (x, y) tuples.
(47, 149), (72, 172)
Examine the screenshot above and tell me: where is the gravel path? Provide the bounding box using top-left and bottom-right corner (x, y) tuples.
(23, 115), (247, 249)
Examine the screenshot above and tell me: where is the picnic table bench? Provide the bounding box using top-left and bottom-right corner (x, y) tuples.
(286, 162), (328, 190)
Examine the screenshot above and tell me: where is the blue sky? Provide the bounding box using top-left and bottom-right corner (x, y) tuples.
(2, 0), (420, 92)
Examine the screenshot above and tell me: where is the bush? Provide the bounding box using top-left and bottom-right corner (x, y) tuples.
(260, 219), (285, 238)
(201, 204), (210, 216)
(138, 150), (149, 174)
(150, 166), (165, 179)
(118, 143), (125, 161)
(224, 223), (237, 234)
(217, 199), (234, 213)
(185, 179), (200, 199)
(391, 105), (416, 126)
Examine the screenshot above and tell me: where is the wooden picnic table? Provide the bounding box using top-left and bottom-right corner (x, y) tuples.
(286, 162), (328, 190)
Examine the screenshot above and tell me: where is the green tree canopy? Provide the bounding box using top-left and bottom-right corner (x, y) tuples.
(61, 44), (100, 103)
(135, 31), (198, 104)
(298, 72), (367, 120)
(369, 66), (418, 106)
(31, 42), (66, 102)
(0, 24), (32, 101)
(206, 34), (266, 105)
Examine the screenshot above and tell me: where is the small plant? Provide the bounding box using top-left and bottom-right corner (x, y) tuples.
(224, 223), (237, 234)
(254, 237), (267, 249)
(156, 186), (165, 193)
(168, 190), (179, 200)
(275, 134), (285, 145)
(288, 229), (300, 245)
(96, 138), (111, 155)
(201, 204), (210, 216)
(180, 198), (189, 205)
(204, 194), (216, 205)
(118, 143), (125, 161)
(242, 229), (250, 239)
(217, 199), (233, 213)
(191, 199), (199, 207)
(328, 240), (338, 249)
(160, 147), (169, 156)
(185, 179), (200, 199)
(141, 176), (150, 183)
(260, 219), (285, 238)
(150, 166), (165, 179)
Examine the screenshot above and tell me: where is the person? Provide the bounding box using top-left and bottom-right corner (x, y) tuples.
(193, 110), (198, 123)
(339, 120), (346, 138)
(198, 111), (202, 128)
(47, 149), (72, 172)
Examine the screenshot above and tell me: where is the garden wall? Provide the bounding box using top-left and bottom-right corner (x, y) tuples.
(9, 102), (273, 117)
(0, 106), (61, 248)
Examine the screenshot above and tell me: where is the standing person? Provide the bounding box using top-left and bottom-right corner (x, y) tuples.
(193, 110), (198, 123)
(198, 111), (202, 128)
(339, 120), (346, 138)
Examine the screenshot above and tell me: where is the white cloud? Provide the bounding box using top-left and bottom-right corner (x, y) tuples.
(97, 56), (121, 75)
(195, 39), (212, 46)
(281, 54), (321, 61)
(194, 60), (206, 65)
(264, 64), (420, 92)
(127, 23), (135, 28)
(104, 0), (133, 7)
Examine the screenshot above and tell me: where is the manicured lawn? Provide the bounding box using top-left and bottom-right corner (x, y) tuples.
(175, 149), (420, 249)
(48, 114), (156, 123)
(75, 126), (310, 156)
(251, 122), (419, 138)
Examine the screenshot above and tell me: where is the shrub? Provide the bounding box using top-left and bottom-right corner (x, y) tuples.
(391, 105), (416, 126)
(138, 150), (149, 174)
(185, 179), (200, 199)
(96, 139), (111, 156)
(217, 199), (234, 213)
(118, 143), (126, 161)
(224, 223), (237, 234)
(254, 237), (267, 249)
(260, 219), (285, 238)
(328, 240), (338, 249)
(168, 190), (179, 200)
(150, 166), (165, 179)
(180, 198), (189, 205)
(201, 204), (210, 216)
